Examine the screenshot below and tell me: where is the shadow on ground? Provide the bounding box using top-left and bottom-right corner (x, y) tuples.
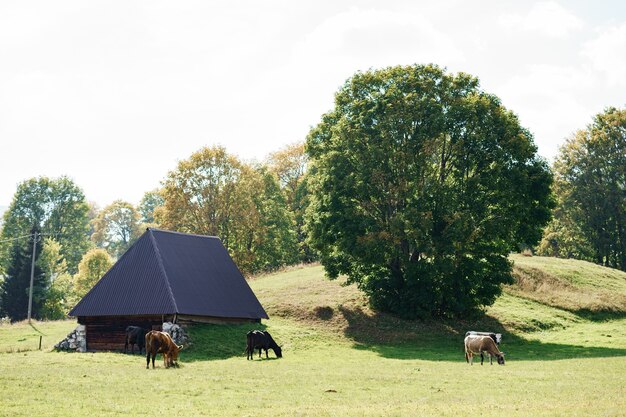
(182, 322), (268, 362)
(126, 307), (626, 363)
(573, 309), (626, 322)
(337, 305), (626, 362)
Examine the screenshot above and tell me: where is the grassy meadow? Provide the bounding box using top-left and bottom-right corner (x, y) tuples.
(1, 256), (625, 416)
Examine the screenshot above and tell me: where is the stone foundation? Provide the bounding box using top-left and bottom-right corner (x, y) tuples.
(55, 325), (86, 352)
(162, 322), (189, 346)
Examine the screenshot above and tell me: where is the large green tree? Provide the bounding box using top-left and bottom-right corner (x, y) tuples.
(0, 177), (91, 274)
(306, 64), (554, 319)
(549, 107), (626, 270)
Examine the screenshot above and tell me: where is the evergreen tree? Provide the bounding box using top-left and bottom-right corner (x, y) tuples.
(0, 228), (46, 322)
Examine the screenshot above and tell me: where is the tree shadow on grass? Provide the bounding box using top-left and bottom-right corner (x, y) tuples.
(572, 309), (626, 322)
(338, 306), (626, 362)
(182, 322), (269, 362)
(113, 323), (271, 362)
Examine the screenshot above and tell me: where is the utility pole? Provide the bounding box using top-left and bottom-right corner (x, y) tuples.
(27, 231), (37, 324)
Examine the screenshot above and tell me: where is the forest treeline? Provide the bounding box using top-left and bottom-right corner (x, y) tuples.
(0, 65), (624, 321)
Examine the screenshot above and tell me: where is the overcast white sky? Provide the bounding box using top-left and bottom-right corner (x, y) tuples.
(1, 0), (625, 208)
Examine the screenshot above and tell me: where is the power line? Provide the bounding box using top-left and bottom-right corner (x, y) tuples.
(0, 234), (34, 244)
(0, 232), (63, 244)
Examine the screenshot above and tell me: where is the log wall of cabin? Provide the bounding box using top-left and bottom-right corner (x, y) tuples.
(77, 315), (170, 352)
(77, 314), (261, 351)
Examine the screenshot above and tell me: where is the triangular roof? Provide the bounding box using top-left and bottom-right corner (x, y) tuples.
(69, 229), (268, 320)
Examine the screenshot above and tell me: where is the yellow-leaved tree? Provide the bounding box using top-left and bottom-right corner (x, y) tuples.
(157, 146), (297, 275)
(73, 249), (113, 300)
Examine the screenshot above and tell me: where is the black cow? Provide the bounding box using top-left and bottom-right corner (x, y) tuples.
(246, 330), (282, 360)
(124, 326), (147, 354)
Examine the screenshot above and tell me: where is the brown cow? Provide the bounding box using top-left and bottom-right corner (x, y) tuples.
(145, 330), (183, 369)
(464, 335), (505, 365)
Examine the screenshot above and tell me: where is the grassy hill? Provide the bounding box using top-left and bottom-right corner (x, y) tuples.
(246, 256), (626, 357)
(509, 254), (626, 314)
(1, 255), (625, 416)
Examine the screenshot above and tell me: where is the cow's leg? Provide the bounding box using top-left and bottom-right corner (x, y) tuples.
(265, 349), (269, 359)
(258, 348), (262, 358)
(480, 351), (484, 366)
(146, 352), (151, 369)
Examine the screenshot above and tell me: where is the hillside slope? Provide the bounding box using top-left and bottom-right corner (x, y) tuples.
(509, 254), (626, 314)
(249, 256), (626, 352)
(2, 256), (622, 359)
(1, 256), (624, 417)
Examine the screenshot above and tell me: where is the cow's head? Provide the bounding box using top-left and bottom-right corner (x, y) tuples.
(168, 344), (184, 367)
(496, 352), (505, 365)
(273, 345), (283, 358)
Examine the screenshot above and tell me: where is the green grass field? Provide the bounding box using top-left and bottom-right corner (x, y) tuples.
(1, 256), (625, 416)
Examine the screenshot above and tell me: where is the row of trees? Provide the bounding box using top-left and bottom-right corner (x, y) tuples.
(0, 144), (310, 321)
(1, 63), (623, 322)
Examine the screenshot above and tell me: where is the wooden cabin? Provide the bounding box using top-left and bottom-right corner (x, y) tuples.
(69, 228), (268, 351)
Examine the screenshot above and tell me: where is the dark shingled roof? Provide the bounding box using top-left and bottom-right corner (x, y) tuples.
(69, 229), (268, 320)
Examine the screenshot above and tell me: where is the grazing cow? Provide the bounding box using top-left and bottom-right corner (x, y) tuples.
(245, 330), (282, 360)
(464, 335), (505, 365)
(465, 331), (503, 364)
(124, 326), (146, 354)
(145, 330), (183, 369)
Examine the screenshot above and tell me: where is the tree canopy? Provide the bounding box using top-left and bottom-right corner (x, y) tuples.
(0, 177), (91, 274)
(157, 146), (298, 275)
(91, 200), (143, 258)
(545, 107), (626, 270)
(138, 189), (164, 225)
(306, 64), (554, 319)
(73, 248), (113, 300)
(267, 142), (314, 262)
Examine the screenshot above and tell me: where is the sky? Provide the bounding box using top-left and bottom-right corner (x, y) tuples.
(1, 0), (625, 209)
